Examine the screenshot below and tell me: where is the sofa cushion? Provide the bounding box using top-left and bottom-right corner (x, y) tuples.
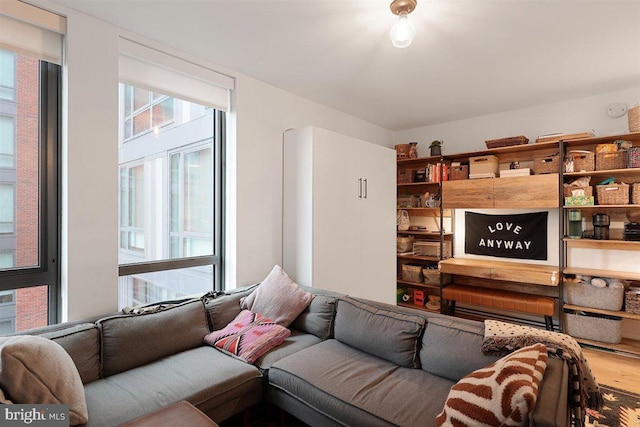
(334, 297), (425, 368)
(83, 346), (263, 426)
(269, 339), (455, 426)
(255, 330), (322, 371)
(34, 323), (101, 384)
(240, 265), (314, 327)
(436, 343), (548, 427)
(0, 335), (89, 426)
(420, 315), (500, 381)
(98, 299), (209, 377)
(204, 310), (291, 364)
(290, 286), (341, 340)
(204, 284), (259, 331)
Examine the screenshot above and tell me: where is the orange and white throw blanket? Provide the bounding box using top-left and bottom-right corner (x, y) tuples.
(482, 320), (603, 426)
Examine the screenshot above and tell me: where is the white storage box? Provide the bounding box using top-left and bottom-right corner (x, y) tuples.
(413, 241), (452, 258)
(564, 310), (622, 344)
(469, 155), (499, 176)
(563, 281), (624, 311)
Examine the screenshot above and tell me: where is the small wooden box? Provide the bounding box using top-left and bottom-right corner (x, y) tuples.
(469, 155), (499, 176)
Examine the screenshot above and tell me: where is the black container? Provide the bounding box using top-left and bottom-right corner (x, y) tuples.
(593, 213), (610, 240)
(624, 222), (640, 241)
(414, 168), (427, 182)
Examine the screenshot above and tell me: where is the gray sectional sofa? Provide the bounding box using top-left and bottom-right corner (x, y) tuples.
(6, 284), (571, 427)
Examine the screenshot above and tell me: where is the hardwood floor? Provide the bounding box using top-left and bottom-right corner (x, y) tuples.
(583, 347), (640, 394)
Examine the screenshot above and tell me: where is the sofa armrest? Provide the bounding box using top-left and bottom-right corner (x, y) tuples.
(530, 356), (570, 427)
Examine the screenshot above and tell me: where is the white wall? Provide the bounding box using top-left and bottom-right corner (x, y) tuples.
(393, 86), (640, 156)
(37, 0), (392, 320)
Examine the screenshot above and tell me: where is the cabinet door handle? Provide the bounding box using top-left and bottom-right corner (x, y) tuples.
(363, 178), (368, 199)
(358, 178), (362, 198)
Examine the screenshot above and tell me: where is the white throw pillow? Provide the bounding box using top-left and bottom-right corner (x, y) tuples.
(241, 265), (314, 327)
(0, 335), (89, 426)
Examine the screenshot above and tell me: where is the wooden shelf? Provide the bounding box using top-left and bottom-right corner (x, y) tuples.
(397, 254), (442, 262)
(446, 141), (560, 161)
(564, 132), (640, 148)
(564, 167), (640, 178)
(563, 267), (640, 281)
(439, 258), (560, 287)
(397, 181), (441, 187)
(397, 230), (453, 237)
(574, 337), (640, 357)
(564, 238), (640, 251)
(397, 156), (443, 167)
(398, 301), (441, 313)
(396, 279), (441, 290)
(563, 204), (640, 210)
(563, 304), (640, 321)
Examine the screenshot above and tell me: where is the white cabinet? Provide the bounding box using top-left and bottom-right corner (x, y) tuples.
(283, 126), (396, 304)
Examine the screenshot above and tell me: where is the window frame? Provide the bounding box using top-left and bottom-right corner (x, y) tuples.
(0, 61), (61, 325)
(119, 160), (146, 256)
(122, 86), (175, 142)
(0, 114), (16, 168)
(118, 109), (224, 293)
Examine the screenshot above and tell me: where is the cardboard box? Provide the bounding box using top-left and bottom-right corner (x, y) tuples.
(565, 196), (594, 206)
(469, 155), (499, 176)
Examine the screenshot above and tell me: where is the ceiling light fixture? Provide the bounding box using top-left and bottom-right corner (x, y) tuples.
(389, 0), (417, 48)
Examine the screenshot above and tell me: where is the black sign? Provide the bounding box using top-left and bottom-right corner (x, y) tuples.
(465, 212), (548, 260)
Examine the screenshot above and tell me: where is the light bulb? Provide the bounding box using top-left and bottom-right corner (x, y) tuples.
(390, 13), (416, 48)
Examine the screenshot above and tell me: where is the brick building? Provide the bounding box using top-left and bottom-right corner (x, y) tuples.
(0, 51), (48, 332)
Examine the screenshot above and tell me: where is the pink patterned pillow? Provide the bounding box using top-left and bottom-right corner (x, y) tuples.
(203, 310), (291, 364)
(436, 343), (548, 427)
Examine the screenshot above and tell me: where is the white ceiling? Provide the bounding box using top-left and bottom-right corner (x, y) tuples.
(52, 0), (640, 131)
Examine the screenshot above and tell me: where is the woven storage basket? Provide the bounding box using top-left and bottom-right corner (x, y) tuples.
(563, 185), (592, 197)
(633, 182), (640, 205)
(626, 289), (640, 314)
(533, 155), (559, 174)
(629, 105), (640, 133)
(596, 150), (627, 170)
(397, 168), (413, 184)
(401, 264), (423, 282)
(450, 165), (469, 180)
(485, 135), (528, 149)
(596, 182), (629, 205)
(568, 151), (594, 172)
(629, 146), (640, 168)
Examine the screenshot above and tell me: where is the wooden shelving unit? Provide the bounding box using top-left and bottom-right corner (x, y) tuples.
(396, 155), (450, 313)
(561, 131), (640, 354)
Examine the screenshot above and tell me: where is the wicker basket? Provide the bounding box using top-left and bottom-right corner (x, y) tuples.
(450, 165), (469, 180)
(397, 168), (413, 184)
(629, 146), (640, 168)
(629, 105), (640, 133)
(567, 150), (594, 172)
(401, 264), (423, 282)
(563, 185), (592, 198)
(596, 182), (629, 205)
(633, 182), (640, 205)
(485, 135), (529, 149)
(533, 155), (559, 174)
(596, 150), (627, 170)
(626, 288), (640, 314)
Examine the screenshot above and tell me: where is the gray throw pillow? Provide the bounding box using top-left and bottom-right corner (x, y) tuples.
(240, 265), (314, 327)
(0, 335), (89, 426)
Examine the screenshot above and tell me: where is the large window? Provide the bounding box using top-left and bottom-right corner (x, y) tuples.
(0, 115), (15, 168)
(118, 84), (223, 309)
(0, 48), (60, 332)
